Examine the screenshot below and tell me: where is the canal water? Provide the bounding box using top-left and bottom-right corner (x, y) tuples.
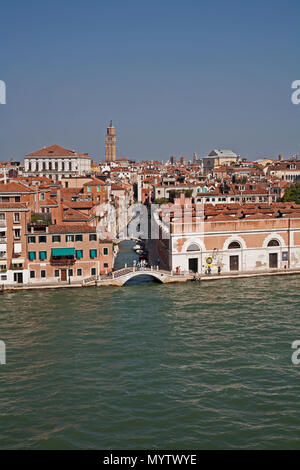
(0, 241), (300, 449)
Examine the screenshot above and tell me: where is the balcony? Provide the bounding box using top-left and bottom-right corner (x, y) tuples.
(50, 257), (76, 266)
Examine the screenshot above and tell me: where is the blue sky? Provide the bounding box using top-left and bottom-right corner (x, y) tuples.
(1, 0), (300, 161)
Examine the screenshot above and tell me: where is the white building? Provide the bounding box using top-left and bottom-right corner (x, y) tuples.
(24, 144), (91, 181)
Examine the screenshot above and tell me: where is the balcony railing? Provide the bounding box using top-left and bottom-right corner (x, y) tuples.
(50, 257), (76, 266)
(11, 265), (24, 270)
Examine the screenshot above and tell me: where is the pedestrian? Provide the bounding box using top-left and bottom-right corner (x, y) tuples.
(218, 266), (221, 275)
(208, 266), (211, 275)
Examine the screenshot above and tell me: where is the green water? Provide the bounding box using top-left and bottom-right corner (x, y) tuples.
(0, 241), (300, 449)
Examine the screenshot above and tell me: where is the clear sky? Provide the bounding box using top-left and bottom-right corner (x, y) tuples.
(1, 0), (300, 162)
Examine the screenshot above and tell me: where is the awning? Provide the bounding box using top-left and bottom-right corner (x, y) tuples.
(52, 248), (75, 257)
(12, 258), (24, 264)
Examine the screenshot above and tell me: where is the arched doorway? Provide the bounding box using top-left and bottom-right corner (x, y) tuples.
(228, 241), (241, 271)
(186, 243), (201, 273)
(267, 239), (280, 268)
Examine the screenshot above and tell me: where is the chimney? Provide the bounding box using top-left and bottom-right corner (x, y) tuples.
(278, 154), (283, 161)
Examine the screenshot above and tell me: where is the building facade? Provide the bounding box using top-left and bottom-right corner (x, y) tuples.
(156, 196), (300, 275)
(24, 145), (91, 181)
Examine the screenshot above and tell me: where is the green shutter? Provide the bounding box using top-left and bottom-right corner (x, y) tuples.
(90, 249), (97, 259)
(39, 251), (47, 260)
(76, 250), (83, 259)
(28, 251), (36, 261)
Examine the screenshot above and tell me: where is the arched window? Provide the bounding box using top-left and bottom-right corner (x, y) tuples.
(228, 241), (241, 249)
(187, 243), (200, 252)
(267, 239), (280, 247)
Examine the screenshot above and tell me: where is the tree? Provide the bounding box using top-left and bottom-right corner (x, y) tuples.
(154, 198), (169, 205)
(283, 183), (300, 203)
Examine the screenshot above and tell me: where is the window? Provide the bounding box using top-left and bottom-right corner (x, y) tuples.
(39, 251), (47, 261)
(268, 239), (280, 247)
(68, 269), (73, 277)
(41, 270), (46, 278)
(14, 229), (21, 240)
(104, 263), (109, 268)
(97, 186), (101, 192)
(91, 268), (96, 276)
(15, 196), (20, 203)
(0, 213), (5, 220)
(14, 213), (20, 223)
(54, 270), (59, 277)
(28, 251), (36, 261)
(228, 241), (241, 249)
(89, 234), (97, 241)
(66, 235), (74, 242)
(76, 250), (83, 259)
(52, 235), (61, 243)
(90, 249), (97, 259)
(75, 234), (83, 242)
(187, 243), (200, 252)
(77, 268), (82, 276)
(87, 185), (91, 192)
(28, 236), (36, 243)
(39, 235), (47, 243)
(1, 275), (7, 281)
(30, 271), (35, 278)
(103, 247), (109, 255)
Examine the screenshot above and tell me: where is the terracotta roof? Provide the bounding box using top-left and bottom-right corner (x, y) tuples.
(0, 182), (33, 193)
(48, 224), (96, 234)
(65, 201), (94, 209)
(0, 203), (28, 209)
(25, 144), (91, 158)
(83, 178), (106, 186)
(63, 207), (90, 221)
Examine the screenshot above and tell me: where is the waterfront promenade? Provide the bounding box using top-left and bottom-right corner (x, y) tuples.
(2, 266), (300, 291)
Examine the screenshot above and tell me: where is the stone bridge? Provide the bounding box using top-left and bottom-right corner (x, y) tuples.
(96, 267), (190, 287)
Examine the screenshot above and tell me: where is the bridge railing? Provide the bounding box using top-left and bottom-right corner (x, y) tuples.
(100, 266), (190, 280)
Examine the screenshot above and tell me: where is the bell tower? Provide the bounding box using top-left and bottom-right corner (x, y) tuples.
(105, 121), (116, 162)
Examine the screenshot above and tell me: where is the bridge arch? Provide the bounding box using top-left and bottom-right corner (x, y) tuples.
(122, 271), (165, 286)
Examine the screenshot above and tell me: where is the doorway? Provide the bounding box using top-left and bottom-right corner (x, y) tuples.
(188, 258), (198, 273)
(269, 253), (278, 269)
(14, 272), (23, 283)
(61, 269), (67, 281)
(229, 255), (239, 271)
